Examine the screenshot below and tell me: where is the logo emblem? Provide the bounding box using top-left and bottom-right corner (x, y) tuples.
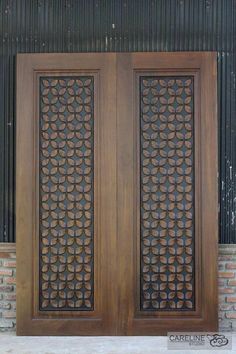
(207, 334), (229, 347)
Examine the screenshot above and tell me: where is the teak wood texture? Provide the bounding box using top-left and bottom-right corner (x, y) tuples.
(16, 52), (218, 336)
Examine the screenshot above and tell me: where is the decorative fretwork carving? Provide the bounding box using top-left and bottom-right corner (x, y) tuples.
(39, 76), (94, 311)
(140, 77), (194, 311)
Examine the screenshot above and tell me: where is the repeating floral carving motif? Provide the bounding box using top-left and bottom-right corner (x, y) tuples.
(39, 76), (94, 311)
(140, 76), (194, 311)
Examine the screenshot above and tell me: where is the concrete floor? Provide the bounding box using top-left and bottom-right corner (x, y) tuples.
(0, 333), (235, 354)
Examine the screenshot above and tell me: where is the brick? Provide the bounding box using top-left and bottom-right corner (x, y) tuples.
(4, 277), (16, 285)
(219, 255), (234, 261)
(218, 272), (235, 278)
(0, 253), (11, 259)
(226, 263), (236, 269)
(3, 311), (16, 319)
(226, 312), (236, 319)
(219, 288), (235, 294)
(0, 269), (12, 276)
(218, 279), (226, 286)
(228, 279), (236, 286)
(219, 319), (233, 331)
(219, 304), (234, 311)
(0, 285), (13, 293)
(218, 264), (225, 270)
(0, 320), (14, 328)
(0, 302), (11, 310)
(4, 293), (16, 301)
(226, 296), (236, 303)
(3, 261), (16, 268)
(219, 295), (227, 303)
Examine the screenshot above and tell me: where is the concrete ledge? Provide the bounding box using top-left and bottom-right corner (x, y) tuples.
(0, 334), (234, 353)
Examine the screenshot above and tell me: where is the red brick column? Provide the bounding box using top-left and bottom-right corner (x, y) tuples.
(219, 244), (236, 331)
(0, 243), (16, 332)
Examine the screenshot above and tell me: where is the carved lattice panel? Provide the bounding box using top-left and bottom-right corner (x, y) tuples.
(39, 76), (94, 311)
(140, 76), (194, 311)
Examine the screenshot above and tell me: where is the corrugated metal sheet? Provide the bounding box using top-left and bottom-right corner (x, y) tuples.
(0, 0), (235, 243)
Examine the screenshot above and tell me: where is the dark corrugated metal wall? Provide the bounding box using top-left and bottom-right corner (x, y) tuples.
(0, 0), (235, 243)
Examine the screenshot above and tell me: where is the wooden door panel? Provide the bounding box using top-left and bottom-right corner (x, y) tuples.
(138, 74), (196, 312)
(16, 54), (117, 335)
(17, 52), (218, 336)
(117, 53), (218, 335)
(38, 74), (96, 314)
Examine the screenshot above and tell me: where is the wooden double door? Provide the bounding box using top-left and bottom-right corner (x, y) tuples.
(16, 53), (218, 335)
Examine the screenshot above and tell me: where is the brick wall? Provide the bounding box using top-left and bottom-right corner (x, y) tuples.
(0, 243), (16, 332)
(219, 244), (236, 331)
(0, 243), (235, 332)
